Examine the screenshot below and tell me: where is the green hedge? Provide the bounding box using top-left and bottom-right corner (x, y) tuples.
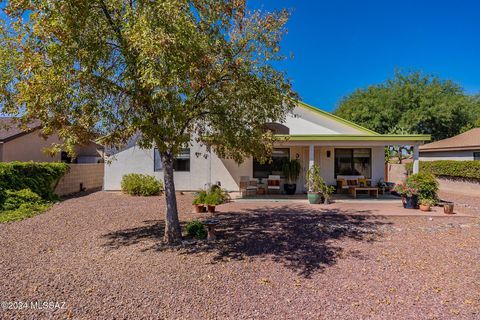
(0, 162), (69, 200)
(406, 161), (480, 180)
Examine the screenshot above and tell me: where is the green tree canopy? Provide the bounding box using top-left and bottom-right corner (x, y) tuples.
(334, 71), (479, 141)
(0, 0), (297, 243)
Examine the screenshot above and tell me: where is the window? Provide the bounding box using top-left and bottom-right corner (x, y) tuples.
(334, 148), (371, 178)
(154, 148), (190, 172)
(61, 151), (72, 164)
(474, 152), (480, 160)
(253, 148), (289, 178)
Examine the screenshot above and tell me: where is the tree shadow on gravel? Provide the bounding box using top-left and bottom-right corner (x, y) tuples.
(102, 206), (392, 277)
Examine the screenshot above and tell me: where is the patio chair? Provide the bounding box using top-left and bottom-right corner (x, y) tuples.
(239, 176), (258, 197)
(267, 175), (281, 194)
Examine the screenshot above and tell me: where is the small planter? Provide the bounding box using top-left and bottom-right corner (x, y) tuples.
(419, 204), (431, 212)
(283, 183), (297, 195)
(443, 202), (454, 214)
(308, 192), (323, 204)
(403, 196), (418, 209)
(192, 204), (205, 213)
(207, 205), (216, 213)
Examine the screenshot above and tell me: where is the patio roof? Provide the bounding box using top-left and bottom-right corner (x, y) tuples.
(275, 134), (431, 142)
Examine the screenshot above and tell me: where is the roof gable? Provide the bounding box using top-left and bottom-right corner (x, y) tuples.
(0, 117), (41, 141)
(282, 101), (378, 135)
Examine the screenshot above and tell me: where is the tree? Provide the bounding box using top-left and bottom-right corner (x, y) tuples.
(0, 1), (297, 243)
(334, 70), (479, 141)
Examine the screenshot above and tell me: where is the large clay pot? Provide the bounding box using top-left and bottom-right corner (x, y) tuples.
(192, 204), (205, 213)
(207, 205), (216, 213)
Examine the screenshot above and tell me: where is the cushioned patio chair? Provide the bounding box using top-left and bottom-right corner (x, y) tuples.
(267, 175), (281, 194)
(239, 176), (258, 197)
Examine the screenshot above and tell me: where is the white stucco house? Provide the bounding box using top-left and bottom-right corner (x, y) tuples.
(104, 102), (429, 192)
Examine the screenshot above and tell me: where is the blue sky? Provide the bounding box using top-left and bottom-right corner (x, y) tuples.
(257, 0), (480, 111)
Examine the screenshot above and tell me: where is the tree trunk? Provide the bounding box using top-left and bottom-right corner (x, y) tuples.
(160, 150), (182, 244)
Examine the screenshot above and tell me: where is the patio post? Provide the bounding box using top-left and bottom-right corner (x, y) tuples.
(309, 144), (314, 169)
(412, 144), (419, 174)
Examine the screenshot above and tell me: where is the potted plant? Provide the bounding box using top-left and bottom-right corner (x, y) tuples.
(414, 173), (439, 202)
(282, 158), (301, 195)
(306, 164), (325, 204)
(321, 185), (336, 204)
(419, 198), (435, 212)
(443, 202), (455, 214)
(192, 189), (207, 213)
(393, 180), (419, 209)
(204, 190), (223, 213)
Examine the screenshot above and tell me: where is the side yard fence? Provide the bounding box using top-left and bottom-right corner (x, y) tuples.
(55, 164), (104, 196)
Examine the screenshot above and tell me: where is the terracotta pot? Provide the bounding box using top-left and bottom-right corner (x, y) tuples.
(443, 203), (454, 214)
(419, 204), (431, 212)
(207, 205), (216, 213)
(192, 204), (204, 214)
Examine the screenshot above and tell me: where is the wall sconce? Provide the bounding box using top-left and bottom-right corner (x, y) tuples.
(326, 150), (331, 158)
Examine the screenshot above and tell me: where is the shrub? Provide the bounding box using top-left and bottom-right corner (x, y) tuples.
(121, 174), (163, 196)
(419, 198), (436, 206)
(406, 161), (480, 180)
(192, 189), (207, 205)
(204, 191), (224, 206)
(306, 164), (326, 192)
(3, 188), (43, 210)
(185, 220), (207, 239)
(411, 172), (439, 200)
(0, 162), (69, 200)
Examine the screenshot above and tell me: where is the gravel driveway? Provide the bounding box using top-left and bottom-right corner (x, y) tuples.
(0, 192), (479, 319)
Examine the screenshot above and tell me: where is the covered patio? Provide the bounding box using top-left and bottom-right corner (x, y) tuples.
(239, 134), (429, 198)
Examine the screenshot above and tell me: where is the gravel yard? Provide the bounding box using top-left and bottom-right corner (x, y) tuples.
(0, 191), (479, 319)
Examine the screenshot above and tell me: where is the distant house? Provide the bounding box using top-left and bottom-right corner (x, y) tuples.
(420, 128), (480, 161)
(0, 117), (104, 163)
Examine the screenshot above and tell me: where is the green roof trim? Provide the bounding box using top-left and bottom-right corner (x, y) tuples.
(297, 101), (380, 135)
(275, 134), (431, 142)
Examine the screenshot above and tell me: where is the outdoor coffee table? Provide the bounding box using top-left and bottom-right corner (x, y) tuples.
(203, 219), (220, 241)
(349, 187), (379, 199)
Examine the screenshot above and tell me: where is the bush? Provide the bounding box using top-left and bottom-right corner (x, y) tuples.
(409, 173), (438, 200)
(406, 161), (480, 180)
(0, 202), (52, 223)
(204, 191), (224, 206)
(3, 188), (43, 210)
(0, 162), (69, 200)
(185, 220), (207, 239)
(121, 174), (163, 196)
(192, 189), (207, 205)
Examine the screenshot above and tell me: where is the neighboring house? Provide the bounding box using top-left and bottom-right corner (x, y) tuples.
(0, 117), (104, 163)
(104, 102), (429, 192)
(419, 128), (480, 161)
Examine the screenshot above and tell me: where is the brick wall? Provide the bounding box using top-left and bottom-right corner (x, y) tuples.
(55, 164), (104, 196)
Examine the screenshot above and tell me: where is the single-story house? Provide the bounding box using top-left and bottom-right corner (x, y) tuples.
(420, 128), (480, 161)
(0, 117), (104, 163)
(104, 102), (430, 192)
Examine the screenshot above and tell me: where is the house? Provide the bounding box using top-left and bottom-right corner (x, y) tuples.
(419, 128), (480, 161)
(104, 102), (429, 192)
(0, 117), (104, 163)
